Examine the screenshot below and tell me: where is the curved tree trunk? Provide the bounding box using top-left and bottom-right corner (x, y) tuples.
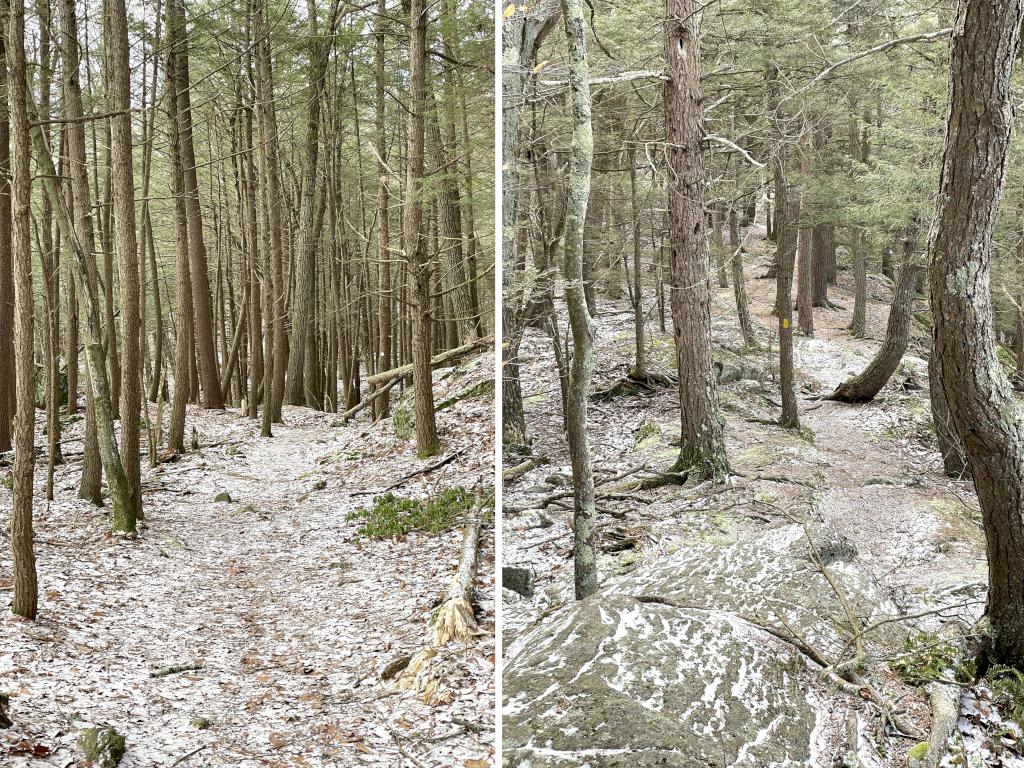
(927, 0), (1024, 667)
(829, 234), (919, 403)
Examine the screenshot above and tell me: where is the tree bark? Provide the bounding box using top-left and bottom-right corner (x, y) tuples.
(8, 0), (38, 619)
(105, 0), (142, 529)
(774, 152), (799, 430)
(828, 233), (919, 403)
(927, 0), (1024, 667)
(168, 0), (222, 409)
(559, 0), (598, 600)
(664, 0), (728, 479)
(0, 8), (12, 456)
(405, 0), (440, 458)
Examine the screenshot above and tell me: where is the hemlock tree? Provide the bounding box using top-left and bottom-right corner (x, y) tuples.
(663, 0), (728, 481)
(8, 0), (38, 619)
(927, 0), (1024, 667)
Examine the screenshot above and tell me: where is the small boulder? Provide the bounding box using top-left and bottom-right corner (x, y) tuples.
(214, 491), (232, 503)
(77, 726), (126, 767)
(508, 509), (552, 531)
(503, 566), (535, 598)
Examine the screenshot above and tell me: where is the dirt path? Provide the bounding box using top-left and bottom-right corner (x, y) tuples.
(1, 365), (495, 767)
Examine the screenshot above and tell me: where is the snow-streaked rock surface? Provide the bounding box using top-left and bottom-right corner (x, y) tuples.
(503, 524), (899, 767)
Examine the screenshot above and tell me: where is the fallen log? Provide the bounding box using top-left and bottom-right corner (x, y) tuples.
(434, 512), (482, 645)
(366, 336), (492, 389)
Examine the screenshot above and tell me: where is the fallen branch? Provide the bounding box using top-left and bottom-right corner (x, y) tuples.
(150, 662), (203, 678)
(366, 336), (492, 388)
(340, 378), (400, 423)
(170, 745), (208, 767)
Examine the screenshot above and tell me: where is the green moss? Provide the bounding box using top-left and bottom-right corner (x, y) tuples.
(907, 742), (928, 761)
(345, 486), (475, 538)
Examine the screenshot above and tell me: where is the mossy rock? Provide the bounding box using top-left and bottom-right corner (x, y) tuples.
(190, 716), (212, 730)
(77, 726), (126, 767)
(437, 378), (494, 411)
(214, 491), (232, 503)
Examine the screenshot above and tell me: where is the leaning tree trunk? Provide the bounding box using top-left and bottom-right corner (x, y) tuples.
(927, 0), (1024, 668)
(828, 234), (920, 403)
(560, 0), (598, 600)
(729, 201), (756, 348)
(664, 0), (728, 480)
(8, 0), (38, 619)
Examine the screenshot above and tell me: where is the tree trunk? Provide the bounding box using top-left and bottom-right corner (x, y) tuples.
(559, 0), (598, 600)
(664, 0), (729, 480)
(405, 0), (440, 458)
(8, 0), (38, 619)
(0, 8), (12, 456)
(106, 0), (142, 528)
(927, 0), (1024, 667)
(374, 0), (392, 418)
(52, 0), (131, 520)
(168, 0), (222, 409)
(729, 202), (756, 347)
(829, 233), (919, 403)
(165, 0), (194, 453)
(775, 152), (799, 430)
(254, 0), (286, 425)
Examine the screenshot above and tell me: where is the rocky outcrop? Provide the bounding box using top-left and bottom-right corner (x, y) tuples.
(503, 524), (903, 767)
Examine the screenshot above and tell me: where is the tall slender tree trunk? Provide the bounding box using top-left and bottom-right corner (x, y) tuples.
(664, 0), (728, 480)
(0, 8), (12, 456)
(405, 0), (440, 458)
(775, 152), (799, 430)
(165, 0), (194, 453)
(254, 0), (286, 425)
(8, 0), (38, 619)
(169, 0), (222, 409)
(106, 0), (142, 529)
(374, 0), (392, 418)
(559, 0), (597, 600)
(927, 0), (1024, 667)
(729, 202), (756, 347)
(54, 0), (130, 517)
(627, 145), (646, 378)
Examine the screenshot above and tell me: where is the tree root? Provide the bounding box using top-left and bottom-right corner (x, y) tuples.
(592, 371), (676, 401)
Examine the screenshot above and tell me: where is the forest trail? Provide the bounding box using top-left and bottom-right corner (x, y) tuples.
(1, 360), (495, 767)
(503, 223), (989, 764)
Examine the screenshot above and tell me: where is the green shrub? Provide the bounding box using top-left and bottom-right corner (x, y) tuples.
(892, 631), (975, 685)
(346, 486), (474, 538)
(988, 665), (1024, 732)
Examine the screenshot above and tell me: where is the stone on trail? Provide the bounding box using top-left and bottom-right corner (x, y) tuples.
(77, 726), (126, 767)
(214, 491), (232, 503)
(503, 524), (903, 767)
(503, 566), (535, 599)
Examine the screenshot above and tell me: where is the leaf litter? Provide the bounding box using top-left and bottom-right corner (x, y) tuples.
(1, 355), (495, 767)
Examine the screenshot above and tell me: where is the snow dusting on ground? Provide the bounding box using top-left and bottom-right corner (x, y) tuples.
(1, 357), (495, 767)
